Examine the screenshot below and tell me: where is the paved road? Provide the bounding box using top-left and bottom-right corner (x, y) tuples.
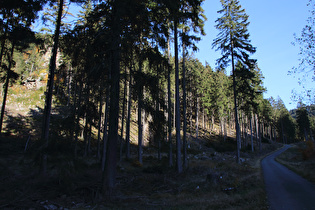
(261, 145), (315, 210)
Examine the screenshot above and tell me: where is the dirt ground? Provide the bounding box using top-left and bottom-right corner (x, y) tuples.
(0, 134), (282, 210)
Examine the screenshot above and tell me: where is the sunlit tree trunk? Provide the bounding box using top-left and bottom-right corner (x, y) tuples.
(101, 84), (110, 172)
(196, 97), (199, 138)
(125, 66), (132, 160)
(119, 66), (127, 162)
(138, 59), (143, 165)
(167, 35), (173, 167)
(182, 36), (187, 169)
(97, 83), (103, 160)
(250, 115), (254, 152)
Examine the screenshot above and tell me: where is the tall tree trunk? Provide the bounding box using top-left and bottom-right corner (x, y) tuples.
(69, 74), (76, 141)
(125, 67), (132, 160)
(66, 66), (72, 106)
(182, 36), (187, 169)
(119, 67), (127, 162)
(40, 0), (64, 174)
(211, 110), (215, 131)
(0, 42), (15, 133)
(167, 34), (173, 167)
(103, 2), (121, 193)
(189, 89), (193, 134)
(255, 114), (259, 146)
(41, 0), (63, 144)
(224, 116), (227, 141)
(97, 83), (103, 160)
(250, 115), (254, 152)
(101, 84), (110, 172)
(220, 116), (224, 138)
(202, 107), (205, 130)
(259, 121), (262, 152)
(156, 92), (161, 161)
(0, 14), (8, 71)
(231, 39), (241, 164)
(84, 83), (90, 157)
(138, 59), (143, 165)
(74, 80), (83, 158)
(174, 19), (182, 173)
(196, 97), (199, 138)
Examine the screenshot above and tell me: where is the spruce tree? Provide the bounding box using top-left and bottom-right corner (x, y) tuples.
(212, 0), (256, 163)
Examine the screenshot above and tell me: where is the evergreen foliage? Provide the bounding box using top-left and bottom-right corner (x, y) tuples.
(1, 0), (314, 202)
(213, 0), (256, 163)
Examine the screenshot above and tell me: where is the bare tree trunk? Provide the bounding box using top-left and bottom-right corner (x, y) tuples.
(190, 91), (193, 135)
(40, 0), (64, 175)
(196, 97), (199, 138)
(103, 2), (121, 192)
(125, 67), (132, 160)
(41, 0), (63, 143)
(83, 83), (90, 157)
(255, 114), (259, 146)
(231, 39), (241, 164)
(101, 85), (110, 171)
(250, 115), (254, 152)
(174, 19), (182, 173)
(0, 15), (8, 77)
(119, 67), (127, 162)
(182, 36), (187, 169)
(211, 110), (214, 132)
(167, 35), (173, 167)
(202, 107), (205, 129)
(259, 121), (262, 152)
(224, 117), (227, 141)
(74, 81), (83, 158)
(138, 58), (143, 165)
(0, 42), (14, 133)
(97, 83), (103, 160)
(156, 95), (161, 161)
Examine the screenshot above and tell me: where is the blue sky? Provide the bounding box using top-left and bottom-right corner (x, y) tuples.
(195, 0), (311, 110)
(33, 0), (312, 110)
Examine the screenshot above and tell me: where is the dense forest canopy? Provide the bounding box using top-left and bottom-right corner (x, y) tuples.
(0, 0), (314, 196)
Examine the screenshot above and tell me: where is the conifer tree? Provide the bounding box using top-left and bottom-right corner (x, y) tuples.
(296, 104), (311, 141)
(0, 0), (43, 133)
(41, 0), (64, 174)
(212, 0), (256, 163)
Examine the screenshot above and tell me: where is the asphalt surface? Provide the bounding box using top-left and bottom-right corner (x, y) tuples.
(261, 145), (315, 210)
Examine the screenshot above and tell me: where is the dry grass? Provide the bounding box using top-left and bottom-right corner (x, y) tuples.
(276, 142), (315, 184)
(0, 84), (277, 209)
(0, 135), (273, 209)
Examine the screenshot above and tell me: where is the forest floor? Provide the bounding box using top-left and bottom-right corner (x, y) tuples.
(0, 86), (283, 209)
(0, 133), (281, 210)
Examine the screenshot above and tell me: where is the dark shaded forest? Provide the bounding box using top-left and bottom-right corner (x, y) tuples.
(0, 0), (314, 209)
